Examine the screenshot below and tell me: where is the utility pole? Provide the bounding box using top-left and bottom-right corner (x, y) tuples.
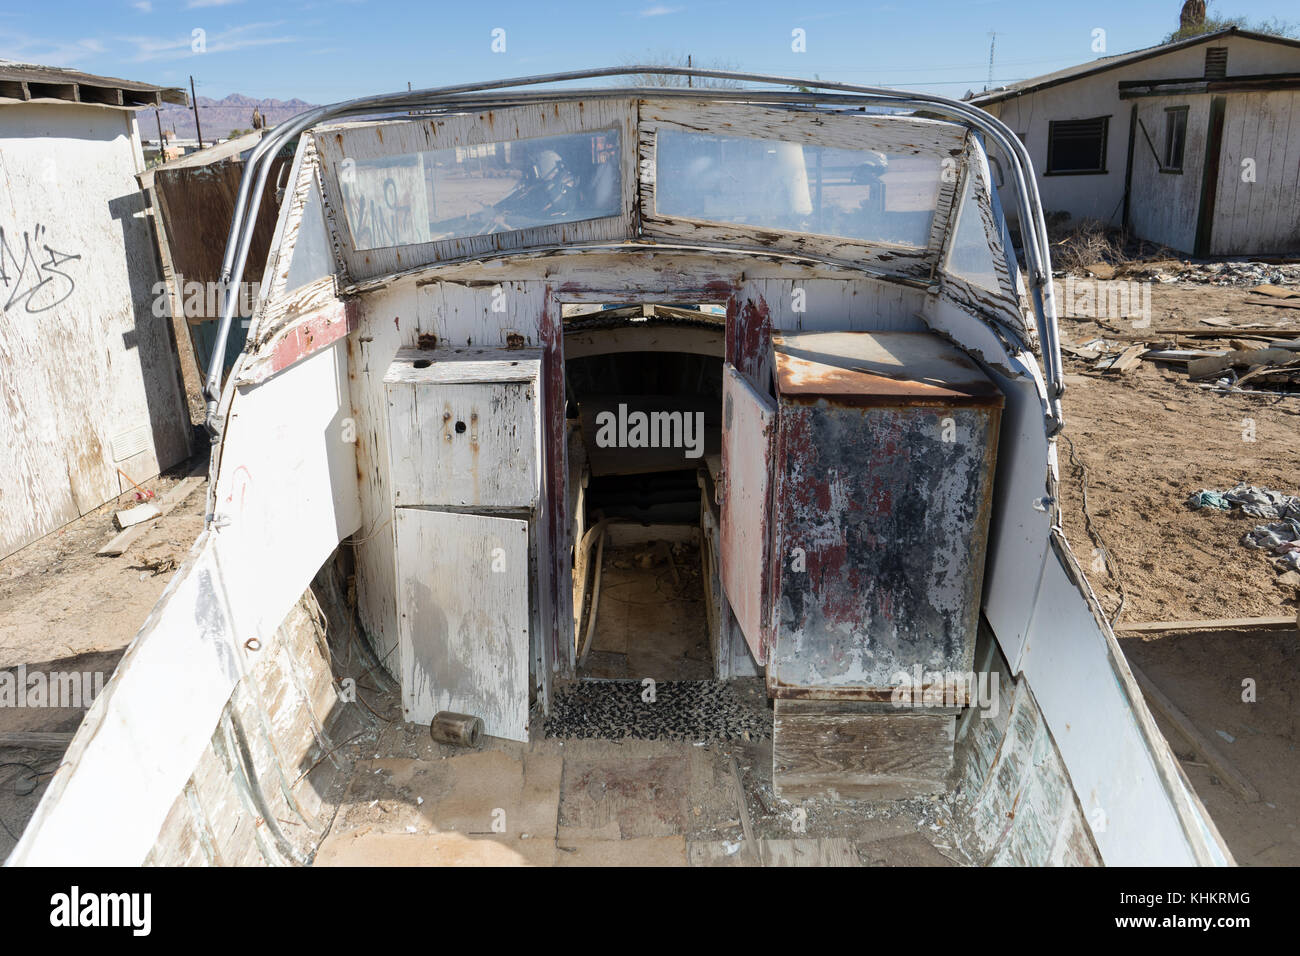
(189, 74), (204, 148)
(687, 54), (692, 89)
(986, 33), (997, 91)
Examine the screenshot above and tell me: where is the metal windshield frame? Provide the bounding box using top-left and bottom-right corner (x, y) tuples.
(204, 66), (1064, 435)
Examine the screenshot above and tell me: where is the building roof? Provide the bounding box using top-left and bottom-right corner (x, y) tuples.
(0, 62), (187, 109)
(968, 27), (1300, 106)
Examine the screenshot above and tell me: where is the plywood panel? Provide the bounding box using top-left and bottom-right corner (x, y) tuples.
(772, 702), (955, 801)
(1211, 90), (1300, 255)
(395, 508), (530, 739)
(0, 104), (190, 558)
(720, 365), (776, 664)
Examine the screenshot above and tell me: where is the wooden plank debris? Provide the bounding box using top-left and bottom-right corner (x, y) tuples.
(0, 731), (75, 751)
(728, 755), (762, 867)
(1096, 344), (1146, 373)
(1127, 662), (1260, 803)
(1187, 347), (1297, 380)
(1141, 349), (1227, 365)
(1116, 614), (1298, 635)
(98, 462), (206, 557)
(1249, 297), (1300, 310)
(113, 503), (161, 530)
(1061, 342), (1102, 360)
(1249, 284), (1299, 299)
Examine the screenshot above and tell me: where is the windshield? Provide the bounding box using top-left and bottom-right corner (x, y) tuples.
(654, 128), (943, 248)
(337, 127), (622, 251)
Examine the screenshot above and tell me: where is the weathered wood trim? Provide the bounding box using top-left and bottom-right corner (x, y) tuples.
(315, 100), (639, 283)
(343, 242), (930, 296)
(236, 291), (359, 386)
(637, 98), (967, 278)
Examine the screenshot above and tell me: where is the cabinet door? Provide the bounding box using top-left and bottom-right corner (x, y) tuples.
(396, 508), (530, 740)
(388, 378), (540, 509)
(720, 364), (776, 664)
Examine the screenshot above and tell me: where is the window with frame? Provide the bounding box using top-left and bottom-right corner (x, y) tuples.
(1161, 106), (1189, 173)
(1045, 116), (1109, 175)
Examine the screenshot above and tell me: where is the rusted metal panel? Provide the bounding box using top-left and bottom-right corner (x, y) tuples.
(773, 330), (1004, 407)
(767, 331), (1002, 700)
(720, 364), (776, 664)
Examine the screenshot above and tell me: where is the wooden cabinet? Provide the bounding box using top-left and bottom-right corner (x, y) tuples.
(385, 348), (542, 509)
(384, 348), (544, 740)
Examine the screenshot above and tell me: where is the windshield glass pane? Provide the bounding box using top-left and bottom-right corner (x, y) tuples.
(337, 127), (622, 251)
(945, 171), (1002, 293)
(655, 129), (941, 248)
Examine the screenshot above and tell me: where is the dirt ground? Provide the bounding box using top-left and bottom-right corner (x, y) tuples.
(0, 454), (208, 854)
(1053, 279), (1299, 865)
(0, 277), (1296, 864)
(1055, 281), (1300, 623)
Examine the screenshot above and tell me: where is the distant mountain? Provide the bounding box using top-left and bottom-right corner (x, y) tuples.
(149, 94), (319, 142)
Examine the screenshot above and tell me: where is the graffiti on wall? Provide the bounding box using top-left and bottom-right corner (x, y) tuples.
(0, 223), (82, 314)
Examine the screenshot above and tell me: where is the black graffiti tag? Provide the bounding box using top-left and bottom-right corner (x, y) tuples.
(0, 224), (81, 314)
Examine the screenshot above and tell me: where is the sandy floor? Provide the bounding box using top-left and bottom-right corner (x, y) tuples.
(579, 543), (712, 681)
(315, 709), (959, 867)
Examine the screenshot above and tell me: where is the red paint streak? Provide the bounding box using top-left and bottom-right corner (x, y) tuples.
(539, 288), (567, 665)
(270, 301), (356, 375)
(394, 316), (400, 331)
(727, 295), (772, 380)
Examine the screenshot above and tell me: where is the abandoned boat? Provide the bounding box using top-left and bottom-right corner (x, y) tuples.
(8, 67), (1232, 866)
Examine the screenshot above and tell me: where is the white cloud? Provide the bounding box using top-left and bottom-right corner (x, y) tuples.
(132, 1), (152, 12)
(124, 21), (297, 61)
(638, 5), (682, 16)
(186, 0), (246, 8)
(0, 31), (108, 67)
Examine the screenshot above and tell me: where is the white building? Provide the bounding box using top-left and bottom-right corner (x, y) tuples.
(969, 27), (1300, 257)
(0, 64), (193, 558)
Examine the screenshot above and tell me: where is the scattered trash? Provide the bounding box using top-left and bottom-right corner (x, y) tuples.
(1187, 483), (1300, 521)
(113, 503), (161, 530)
(1243, 519), (1300, 572)
(1189, 485), (1300, 573)
(1216, 730), (1236, 744)
(1187, 490), (1230, 511)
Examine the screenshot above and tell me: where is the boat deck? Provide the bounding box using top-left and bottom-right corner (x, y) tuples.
(314, 713), (964, 867)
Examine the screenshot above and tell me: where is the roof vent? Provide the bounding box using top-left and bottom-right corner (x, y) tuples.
(1204, 47), (1228, 79)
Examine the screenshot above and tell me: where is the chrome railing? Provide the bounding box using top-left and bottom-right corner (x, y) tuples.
(205, 66), (1064, 435)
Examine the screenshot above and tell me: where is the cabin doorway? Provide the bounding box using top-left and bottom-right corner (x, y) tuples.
(562, 301), (754, 685)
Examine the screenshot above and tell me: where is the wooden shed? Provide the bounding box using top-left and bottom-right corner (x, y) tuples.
(136, 131), (296, 388)
(0, 64), (193, 558)
(969, 27), (1300, 257)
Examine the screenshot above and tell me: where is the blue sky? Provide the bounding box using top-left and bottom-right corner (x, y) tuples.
(0, 1), (1294, 102)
